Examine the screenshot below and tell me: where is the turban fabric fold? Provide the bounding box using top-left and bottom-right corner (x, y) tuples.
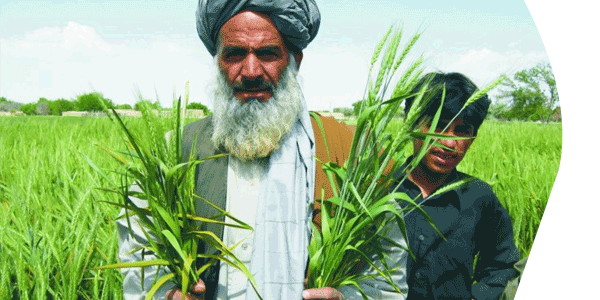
(196, 0), (321, 55)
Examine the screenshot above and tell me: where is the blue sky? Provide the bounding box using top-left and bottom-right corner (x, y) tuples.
(1, 0), (547, 110)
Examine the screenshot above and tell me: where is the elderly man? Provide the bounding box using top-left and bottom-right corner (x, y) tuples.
(118, 1), (408, 300)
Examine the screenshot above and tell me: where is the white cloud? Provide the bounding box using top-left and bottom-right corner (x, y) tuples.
(458, 48), (494, 64)
(1, 22), (213, 106)
(430, 47), (549, 88)
(1, 22), (549, 111)
(9, 22), (112, 52)
(167, 44), (178, 53)
(61, 22), (112, 52)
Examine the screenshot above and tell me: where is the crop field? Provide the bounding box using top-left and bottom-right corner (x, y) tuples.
(455, 120), (561, 258)
(0, 116), (561, 299)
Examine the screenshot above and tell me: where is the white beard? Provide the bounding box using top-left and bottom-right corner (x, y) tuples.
(211, 58), (305, 161)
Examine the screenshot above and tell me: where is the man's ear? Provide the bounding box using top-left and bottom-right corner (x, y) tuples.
(293, 52), (303, 69)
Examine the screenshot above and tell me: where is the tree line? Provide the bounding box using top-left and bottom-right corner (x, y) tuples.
(2, 63), (558, 121)
(331, 63), (561, 122)
(0, 92), (211, 116)
(494, 62), (559, 122)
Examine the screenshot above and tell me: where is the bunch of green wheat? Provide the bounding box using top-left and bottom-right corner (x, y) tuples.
(306, 25), (504, 298)
(306, 25), (433, 296)
(88, 84), (261, 300)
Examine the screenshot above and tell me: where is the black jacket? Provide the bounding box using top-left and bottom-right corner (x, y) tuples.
(393, 169), (519, 300)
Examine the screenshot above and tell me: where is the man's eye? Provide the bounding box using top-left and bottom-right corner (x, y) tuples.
(256, 50), (278, 61)
(223, 49), (246, 60)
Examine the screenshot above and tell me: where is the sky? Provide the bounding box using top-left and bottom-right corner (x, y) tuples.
(2, 1), (600, 299)
(0, 0), (548, 111)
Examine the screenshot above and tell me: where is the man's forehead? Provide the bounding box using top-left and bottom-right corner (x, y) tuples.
(220, 30), (282, 47)
(218, 11), (285, 49)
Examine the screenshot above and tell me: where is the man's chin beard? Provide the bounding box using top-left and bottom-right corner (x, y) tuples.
(210, 61), (304, 161)
(222, 124), (282, 161)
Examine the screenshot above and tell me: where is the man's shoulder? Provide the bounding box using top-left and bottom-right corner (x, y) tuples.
(309, 112), (354, 135)
(181, 116), (216, 160)
(309, 112), (355, 163)
(184, 115), (213, 135)
(309, 112), (355, 151)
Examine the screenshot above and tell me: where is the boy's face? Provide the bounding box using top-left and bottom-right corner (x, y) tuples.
(414, 118), (476, 175)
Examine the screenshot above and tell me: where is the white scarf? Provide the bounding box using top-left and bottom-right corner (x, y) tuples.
(244, 107), (315, 300)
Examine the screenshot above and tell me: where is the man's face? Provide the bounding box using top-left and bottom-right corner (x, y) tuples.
(413, 118), (476, 175)
(217, 10), (291, 103)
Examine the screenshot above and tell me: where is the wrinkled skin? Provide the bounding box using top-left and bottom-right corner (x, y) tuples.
(217, 10), (302, 104)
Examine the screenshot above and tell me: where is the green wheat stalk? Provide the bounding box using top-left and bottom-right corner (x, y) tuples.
(306, 24), (505, 299)
(306, 25), (438, 298)
(88, 85), (262, 300)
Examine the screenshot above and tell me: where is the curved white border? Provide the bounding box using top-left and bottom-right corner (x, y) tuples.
(518, 1), (599, 299)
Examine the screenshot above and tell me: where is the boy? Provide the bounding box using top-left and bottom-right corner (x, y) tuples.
(393, 72), (519, 300)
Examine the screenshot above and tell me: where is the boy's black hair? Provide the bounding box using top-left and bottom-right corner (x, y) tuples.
(404, 72), (490, 135)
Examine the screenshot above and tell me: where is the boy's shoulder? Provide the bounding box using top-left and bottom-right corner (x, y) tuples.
(453, 171), (502, 208)
(456, 171), (494, 193)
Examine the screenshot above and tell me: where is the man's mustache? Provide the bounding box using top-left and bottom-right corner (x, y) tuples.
(231, 78), (274, 93)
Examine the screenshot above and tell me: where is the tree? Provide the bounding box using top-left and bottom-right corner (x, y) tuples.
(351, 99), (368, 117)
(499, 62), (559, 122)
(76, 92), (114, 112)
(49, 98), (76, 115)
(115, 104), (133, 109)
(20, 103), (37, 115)
(134, 100), (161, 111)
(333, 107), (354, 117)
(187, 102), (211, 115)
(0, 97), (21, 112)
(488, 101), (510, 120)
(35, 98), (51, 115)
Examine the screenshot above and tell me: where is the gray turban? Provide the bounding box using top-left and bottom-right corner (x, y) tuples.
(196, 0), (321, 55)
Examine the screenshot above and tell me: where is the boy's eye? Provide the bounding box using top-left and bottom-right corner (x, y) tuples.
(454, 124), (475, 136)
(434, 121), (450, 132)
(431, 121), (474, 136)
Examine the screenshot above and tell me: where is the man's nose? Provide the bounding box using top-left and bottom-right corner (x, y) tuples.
(241, 54), (262, 80)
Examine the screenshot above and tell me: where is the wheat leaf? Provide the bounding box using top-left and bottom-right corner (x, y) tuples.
(144, 272), (175, 300)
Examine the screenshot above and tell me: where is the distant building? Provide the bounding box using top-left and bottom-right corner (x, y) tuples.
(60, 109), (205, 118)
(318, 112), (345, 120)
(61, 111), (101, 117)
(0, 111), (25, 116)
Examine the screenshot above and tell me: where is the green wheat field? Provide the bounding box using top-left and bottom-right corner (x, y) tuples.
(0, 116), (561, 299)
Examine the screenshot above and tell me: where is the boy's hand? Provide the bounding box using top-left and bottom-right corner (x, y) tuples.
(302, 287), (344, 299)
(165, 279), (206, 300)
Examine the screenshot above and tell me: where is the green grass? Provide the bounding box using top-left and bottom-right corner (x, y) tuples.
(0, 116), (126, 300)
(0, 116), (560, 298)
(458, 120), (562, 257)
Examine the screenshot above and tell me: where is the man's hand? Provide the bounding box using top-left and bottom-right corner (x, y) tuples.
(165, 279), (206, 300)
(302, 287), (344, 300)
